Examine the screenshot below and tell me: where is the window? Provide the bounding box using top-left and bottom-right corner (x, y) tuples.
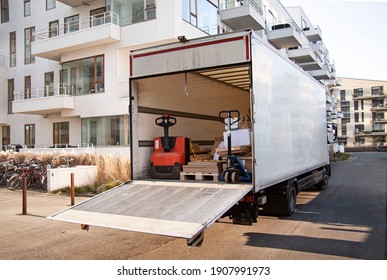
(371, 86), (383, 95)
(44, 72), (54, 96)
(24, 27), (35, 64)
(183, 0), (218, 35)
(354, 88), (363, 97)
(1, 0), (9, 23)
(2, 126), (10, 146)
(53, 122), (69, 145)
(340, 90), (346, 101)
(132, 0), (156, 23)
(24, 76), (31, 99)
(90, 7), (106, 27)
(107, 0), (156, 26)
(46, 0), (56, 10)
(372, 98), (384, 108)
(355, 136), (365, 145)
(9, 32), (16, 67)
(373, 112), (384, 122)
(49, 20), (59, 37)
(61, 55), (104, 95)
(373, 124), (385, 132)
(341, 124), (347, 136)
(24, 0), (31, 17)
(354, 100), (358, 111)
(340, 101), (350, 122)
(7, 79), (13, 114)
(64, 15), (79, 34)
(82, 115), (130, 146)
(24, 124), (35, 148)
(354, 124), (364, 135)
(354, 112), (359, 123)
(145, 0), (156, 20)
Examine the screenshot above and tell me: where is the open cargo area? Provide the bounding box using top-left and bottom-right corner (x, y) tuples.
(49, 31), (329, 245)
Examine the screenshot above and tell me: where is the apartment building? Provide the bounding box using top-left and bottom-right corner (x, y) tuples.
(0, 0), (338, 154)
(334, 77), (387, 148)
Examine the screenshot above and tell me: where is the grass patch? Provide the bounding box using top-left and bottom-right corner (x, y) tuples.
(332, 152), (351, 162)
(52, 179), (123, 196)
(52, 185), (96, 196)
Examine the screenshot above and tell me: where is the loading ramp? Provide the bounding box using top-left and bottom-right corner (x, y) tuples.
(49, 180), (252, 246)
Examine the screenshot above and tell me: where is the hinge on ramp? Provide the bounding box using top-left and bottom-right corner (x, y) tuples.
(187, 231), (204, 247)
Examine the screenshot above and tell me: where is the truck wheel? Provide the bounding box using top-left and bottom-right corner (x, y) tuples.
(316, 173), (328, 191)
(262, 183), (296, 216)
(284, 183), (297, 216)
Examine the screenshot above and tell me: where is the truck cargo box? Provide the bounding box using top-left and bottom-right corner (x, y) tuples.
(49, 30), (329, 245)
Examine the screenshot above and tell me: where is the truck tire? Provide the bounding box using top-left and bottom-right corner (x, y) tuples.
(316, 172), (328, 191)
(262, 182), (296, 216)
(283, 183), (297, 216)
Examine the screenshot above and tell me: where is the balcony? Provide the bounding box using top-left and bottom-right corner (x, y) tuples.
(298, 59), (323, 71)
(267, 21), (303, 49)
(57, 0), (96, 7)
(12, 85), (75, 115)
(308, 65), (331, 80)
(302, 26), (322, 42)
(32, 12), (120, 61)
(372, 119), (387, 124)
(219, 0), (265, 31)
(352, 92), (387, 100)
(357, 131), (387, 137)
(325, 78), (342, 88)
(287, 45), (317, 64)
(371, 105), (387, 111)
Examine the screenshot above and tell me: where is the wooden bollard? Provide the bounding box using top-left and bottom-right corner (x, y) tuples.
(71, 173), (75, 206)
(22, 177), (27, 215)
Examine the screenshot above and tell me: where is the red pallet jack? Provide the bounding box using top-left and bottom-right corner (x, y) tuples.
(150, 114), (190, 179)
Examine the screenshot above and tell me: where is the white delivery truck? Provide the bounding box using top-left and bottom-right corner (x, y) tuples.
(49, 30), (330, 246)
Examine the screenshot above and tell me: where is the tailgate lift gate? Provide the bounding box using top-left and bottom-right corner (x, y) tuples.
(49, 180), (252, 246)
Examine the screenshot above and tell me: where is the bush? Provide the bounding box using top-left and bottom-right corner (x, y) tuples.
(332, 152), (351, 162)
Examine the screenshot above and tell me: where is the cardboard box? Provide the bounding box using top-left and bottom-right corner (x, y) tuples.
(215, 145), (251, 156)
(223, 129), (251, 147)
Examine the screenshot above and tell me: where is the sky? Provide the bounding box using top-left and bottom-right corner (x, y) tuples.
(279, 0), (387, 81)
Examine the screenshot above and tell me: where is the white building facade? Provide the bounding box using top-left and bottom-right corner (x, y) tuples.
(0, 0), (338, 154)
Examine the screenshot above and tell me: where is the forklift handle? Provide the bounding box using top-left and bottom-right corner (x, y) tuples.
(155, 114), (177, 128)
(218, 110), (240, 125)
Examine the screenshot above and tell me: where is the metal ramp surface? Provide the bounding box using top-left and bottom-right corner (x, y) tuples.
(48, 180), (252, 245)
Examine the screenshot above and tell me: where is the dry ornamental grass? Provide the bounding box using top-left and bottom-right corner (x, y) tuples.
(0, 151), (131, 193)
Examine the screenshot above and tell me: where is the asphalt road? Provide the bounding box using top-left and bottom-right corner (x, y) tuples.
(0, 152), (385, 260)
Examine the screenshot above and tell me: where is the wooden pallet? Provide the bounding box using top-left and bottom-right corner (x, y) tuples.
(180, 171), (220, 182)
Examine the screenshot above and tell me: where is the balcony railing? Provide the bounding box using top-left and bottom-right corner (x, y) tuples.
(353, 91), (386, 99)
(34, 11), (119, 41)
(266, 20), (303, 49)
(302, 25), (322, 41)
(219, 0), (263, 16)
(14, 84), (83, 101)
(371, 104), (387, 111)
(267, 20), (301, 33)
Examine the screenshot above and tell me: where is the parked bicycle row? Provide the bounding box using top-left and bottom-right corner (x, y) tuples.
(0, 156), (77, 191)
